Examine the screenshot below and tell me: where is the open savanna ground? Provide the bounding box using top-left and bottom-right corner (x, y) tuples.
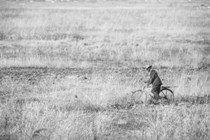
(0, 67), (210, 140)
(1, 0), (210, 68)
(0, 0), (210, 140)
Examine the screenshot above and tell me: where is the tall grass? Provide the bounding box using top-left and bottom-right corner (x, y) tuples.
(0, 68), (210, 139)
(0, 2), (210, 68)
(0, 1), (210, 140)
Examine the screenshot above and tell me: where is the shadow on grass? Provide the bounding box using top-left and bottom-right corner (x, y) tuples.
(176, 94), (210, 105)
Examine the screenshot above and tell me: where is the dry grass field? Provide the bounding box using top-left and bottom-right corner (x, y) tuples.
(0, 0), (210, 140)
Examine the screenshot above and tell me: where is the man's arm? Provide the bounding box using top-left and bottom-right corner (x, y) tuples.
(146, 70), (156, 86)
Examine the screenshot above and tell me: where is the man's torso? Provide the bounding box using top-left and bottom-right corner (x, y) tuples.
(150, 69), (162, 86)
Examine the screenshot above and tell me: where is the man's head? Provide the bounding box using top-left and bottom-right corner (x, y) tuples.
(146, 65), (152, 72)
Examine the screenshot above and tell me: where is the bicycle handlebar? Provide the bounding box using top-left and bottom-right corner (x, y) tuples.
(142, 84), (148, 90)
(131, 84), (148, 95)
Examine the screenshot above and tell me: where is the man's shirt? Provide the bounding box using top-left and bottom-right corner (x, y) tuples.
(147, 69), (162, 86)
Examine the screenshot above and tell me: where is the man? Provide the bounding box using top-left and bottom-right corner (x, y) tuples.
(145, 65), (162, 101)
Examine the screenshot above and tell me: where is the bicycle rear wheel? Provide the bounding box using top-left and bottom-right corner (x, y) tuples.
(159, 88), (174, 103)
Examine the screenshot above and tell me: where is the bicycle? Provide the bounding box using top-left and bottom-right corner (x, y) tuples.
(131, 85), (174, 105)
(110, 85), (174, 109)
(159, 86), (174, 103)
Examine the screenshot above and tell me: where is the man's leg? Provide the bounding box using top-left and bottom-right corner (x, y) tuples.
(151, 85), (161, 100)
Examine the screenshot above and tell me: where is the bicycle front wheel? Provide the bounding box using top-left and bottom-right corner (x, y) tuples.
(159, 88), (174, 103)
